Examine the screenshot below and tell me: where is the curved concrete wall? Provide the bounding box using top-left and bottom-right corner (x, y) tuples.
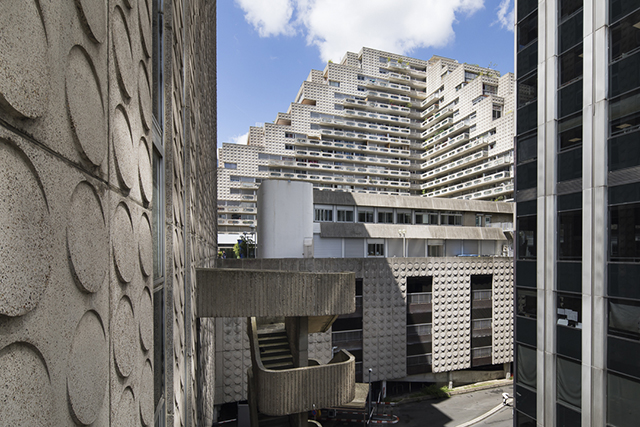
(258, 180), (313, 258)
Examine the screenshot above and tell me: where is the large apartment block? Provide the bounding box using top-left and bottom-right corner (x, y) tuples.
(513, 0), (640, 426)
(218, 47), (515, 234)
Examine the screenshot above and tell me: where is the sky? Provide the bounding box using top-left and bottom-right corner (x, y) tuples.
(217, 0), (515, 148)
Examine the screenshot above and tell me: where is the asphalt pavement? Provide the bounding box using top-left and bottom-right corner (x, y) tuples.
(376, 385), (513, 427)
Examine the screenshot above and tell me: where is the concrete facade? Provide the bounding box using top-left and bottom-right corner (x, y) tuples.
(217, 47), (515, 237)
(0, 0), (217, 426)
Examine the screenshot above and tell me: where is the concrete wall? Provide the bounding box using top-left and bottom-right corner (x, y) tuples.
(0, 0), (217, 425)
(216, 257), (513, 401)
(258, 180), (314, 258)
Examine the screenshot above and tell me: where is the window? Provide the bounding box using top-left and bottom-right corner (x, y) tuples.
(285, 144), (294, 150)
(224, 162), (237, 169)
(314, 207), (333, 222)
(285, 132), (294, 138)
(465, 71), (478, 81)
(517, 288), (537, 318)
(440, 212), (462, 226)
(367, 242), (384, 257)
(358, 208), (374, 223)
(557, 293), (582, 328)
(329, 80), (340, 87)
(517, 215), (536, 259)
(377, 210), (393, 223)
(337, 208), (354, 222)
(397, 211), (411, 224)
(476, 215), (483, 227)
(485, 216), (491, 226)
(258, 165), (268, 172)
(492, 105), (502, 120)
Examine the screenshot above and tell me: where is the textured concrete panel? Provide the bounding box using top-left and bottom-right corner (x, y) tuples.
(68, 310), (108, 425)
(138, 213), (153, 276)
(112, 7), (135, 99)
(67, 181), (108, 293)
(112, 106), (137, 191)
(140, 359), (154, 426)
(0, 343), (53, 425)
(0, 0), (49, 118)
(112, 202), (136, 283)
(66, 46), (106, 166)
(74, 0), (106, 43)
(113, 296), (137, 378)
(0, 139), (53, 317)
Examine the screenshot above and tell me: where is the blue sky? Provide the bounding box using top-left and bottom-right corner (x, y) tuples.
(217, 0), (515, 147)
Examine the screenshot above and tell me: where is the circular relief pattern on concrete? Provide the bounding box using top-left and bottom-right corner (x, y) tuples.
(113, 106), (136, 191)
(67, 310), (108, 425)
(113, 202), (136, 283)
(0, 0), (49, 118)
(138, 137), (152, 203)
(112, 7), (135, 98)
(138, 63), (152, 131)
(67, 181), (108, 293)
(139, 287), (153, 351)
(113, 296), (137, 377)
(0, 140), (52, 317)
(140, 359), (153, 425)
(74, 0), (106, 43)
(139, 0), (152, 58)
(115, 387), (137, 426)
(139, 213), (153, 276)
(0, 343), (53, 425)
(66, 46), (106, 167)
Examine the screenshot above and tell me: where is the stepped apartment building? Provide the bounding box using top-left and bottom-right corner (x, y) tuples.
(218, 47), (515, 236)
(513, 0), (640, 426)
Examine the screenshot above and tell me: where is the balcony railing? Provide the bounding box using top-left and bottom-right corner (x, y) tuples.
(332, 330), (363, 343)
(407, 292), (432, 304)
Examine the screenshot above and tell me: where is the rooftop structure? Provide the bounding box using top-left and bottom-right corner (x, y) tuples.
(218, 47), (515, 236)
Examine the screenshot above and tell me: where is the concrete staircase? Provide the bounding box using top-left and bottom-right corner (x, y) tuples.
(257, 329), (294, 370)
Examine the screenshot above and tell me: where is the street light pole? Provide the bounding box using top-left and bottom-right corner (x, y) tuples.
(367, 368), (373, 425)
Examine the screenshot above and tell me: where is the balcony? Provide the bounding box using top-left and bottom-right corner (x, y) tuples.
(422, 119), (471, 149)
(420, 92), (441, 109)
(420, 150), (488, 180)
(420, 137), (489, 170)
(457, 183), (514, 201)
(421, 133), (471, 160)
(421, 106), (454, 129)
(365, 90), (411, 103)
(363, 79), (411, 93)
(421, 117), (453, 139)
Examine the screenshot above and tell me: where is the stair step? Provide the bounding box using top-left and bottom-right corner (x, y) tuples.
(263, 360), (295, 370)
(261, 354), (293, 363)
(260, 348), (291, 358)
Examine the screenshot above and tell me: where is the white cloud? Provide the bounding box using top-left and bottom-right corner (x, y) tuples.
(236, 0), (485, 62)
(235, 0), (296, 37)
(495, 0), (514, 31)
(229, 132), (249, 145)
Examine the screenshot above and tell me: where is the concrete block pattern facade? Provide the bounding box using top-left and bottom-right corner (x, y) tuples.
(216, 257), (513, 400)
(0, 0), (217, 425)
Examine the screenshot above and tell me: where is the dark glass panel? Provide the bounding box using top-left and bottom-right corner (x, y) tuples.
(407, 276), (432, 293)
(517, 160), (537, 191)
(407, 342), (432, 356)
(558, 192), (582, 212)
(611, 8), (640, 60)
(608, 299), (640, 341)
(518, 74), (537, 108)
(559, 45), (583, 86)
(515, 384), (537, 420)
(407, 312), (432, 325)
(557, 357), (582, 407)
(515, 410), (537, 427)
(557, 293), (582, 325)
(517, 288), (537, 318)
(557, 262), (582, 293)
(557, 403), (581, 427)
(518, 42), (538, 77)
(517, 216), (537, 259)
(518, 102), (538, 135)
(609, 130), (640, 171)
(332, 317), (362, 331)
(608, 372), (640, 426)
(610, 51), (640, 98)
(517, 132), (537, 164)
(559, 79), (583, 118)
(557, 325), (582, 360)
(518, 12), (538, 50)
(517, 0), (537, 22)
(609, 203), (640, 261)
(610, 0), (640, 26)
(557, 147), (582, 182)
(558, 210), (582, 261)
(517, 260), (537, 288)
(608, 335), (640, 379)
(558, 114), (582, 151)
(610, 89), (640, 136)
(517, 200), (537, 216)
(516, 316), (537, 347)
(559, 11), (583, 53)
(516, 344), (537, 388)
(610, 182), (640, 205)
(609, 263), (640, 299)
(559, 0), (583, 22)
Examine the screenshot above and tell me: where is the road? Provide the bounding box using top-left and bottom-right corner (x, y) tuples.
(377, 385), (512, 427)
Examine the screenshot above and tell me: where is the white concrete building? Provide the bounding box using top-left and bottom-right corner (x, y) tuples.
(218, 47), (515, 236)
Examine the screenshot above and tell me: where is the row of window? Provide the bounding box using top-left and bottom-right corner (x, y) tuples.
(314, 205), (473, 226)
